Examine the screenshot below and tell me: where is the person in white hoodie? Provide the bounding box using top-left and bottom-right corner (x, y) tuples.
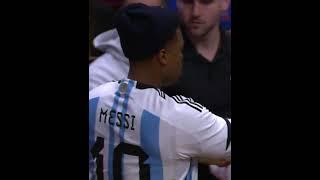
(89, 0), (164, 90)
(89, 29), (129, 90)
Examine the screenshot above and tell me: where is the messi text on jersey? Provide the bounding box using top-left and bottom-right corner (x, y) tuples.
(99, 108), (135, 130)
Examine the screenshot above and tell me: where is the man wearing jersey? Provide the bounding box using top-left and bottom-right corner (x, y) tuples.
(89, 3), (231, 180)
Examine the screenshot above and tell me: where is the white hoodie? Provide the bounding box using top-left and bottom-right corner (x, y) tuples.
(89, 29), (129, 90)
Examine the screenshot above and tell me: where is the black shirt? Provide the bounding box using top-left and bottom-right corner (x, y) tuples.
(163, 29), (231, 118)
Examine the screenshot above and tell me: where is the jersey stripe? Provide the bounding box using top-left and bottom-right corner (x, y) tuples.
(119, 80), (135, 142)
(154, 88), (165, 99)
(108, 84), (123, 180)
(185, 160), (192, 180)
(119, 80), (135, 179)
(140, 110), (163, 180)
(187, 98), (203, 109)
(172, 96), (202, 112)
(176, 95), (183, 101)
(180, 96), (203, 110)
(186, 159), (197, 180)
(89, 97), (100, 180)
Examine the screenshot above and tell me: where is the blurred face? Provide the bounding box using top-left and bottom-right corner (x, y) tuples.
(177, 0), (229, 38)
(161, 28), (184, 86)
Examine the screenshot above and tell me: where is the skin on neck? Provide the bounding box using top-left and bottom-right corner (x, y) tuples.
(127, 57), (163, 88)
(187, 24), (220, 62)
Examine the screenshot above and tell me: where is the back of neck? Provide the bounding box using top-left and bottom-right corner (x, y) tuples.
(128, 61), (162, 88)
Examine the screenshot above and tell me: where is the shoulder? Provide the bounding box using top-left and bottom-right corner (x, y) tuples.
(170, 95), (204, 113)
(132, 86), (168, 114)
(164, 95), (215, 125)
(132, 88), (201, 120)
(165, 95), (226, 145)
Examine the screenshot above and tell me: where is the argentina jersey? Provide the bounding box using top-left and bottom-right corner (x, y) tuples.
(89, 79), (231, 180)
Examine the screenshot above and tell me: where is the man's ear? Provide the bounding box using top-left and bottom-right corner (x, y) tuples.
(158, 49), (168, 65)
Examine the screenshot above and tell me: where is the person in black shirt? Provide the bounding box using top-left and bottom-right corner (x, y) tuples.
(163, 0), (231, 179)
(168, 29), (231, 118)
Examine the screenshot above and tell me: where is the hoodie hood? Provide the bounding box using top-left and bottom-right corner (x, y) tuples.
(89, 28), (130, 90)
(93, 28), (129, 63)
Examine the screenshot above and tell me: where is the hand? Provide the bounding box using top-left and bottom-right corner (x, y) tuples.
(210, 164), (231, 180)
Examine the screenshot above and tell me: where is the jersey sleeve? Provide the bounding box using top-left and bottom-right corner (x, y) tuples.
(176, 107), (231, 165)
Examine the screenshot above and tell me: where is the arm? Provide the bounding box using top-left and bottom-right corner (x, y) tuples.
(176, 108), (231, 166)
(196, 115), (231, 165)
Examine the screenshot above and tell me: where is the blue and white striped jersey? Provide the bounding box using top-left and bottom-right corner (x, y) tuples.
(89, 79), (231, 180)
